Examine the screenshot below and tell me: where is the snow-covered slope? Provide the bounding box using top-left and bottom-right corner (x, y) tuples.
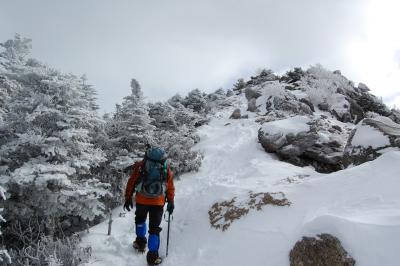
(83, 96), (400, 266)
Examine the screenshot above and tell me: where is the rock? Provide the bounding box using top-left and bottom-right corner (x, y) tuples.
(229, 108), (242, 119)
(343, 115), (400, 167)
(241, 114), (249, 119)
(318, 102), (329, 111)
(258, 131), (286, 152)
(247, 98), (259, 112)
(266, 95), (313, 115)
(299, 98), (315, 112)
(333, 70), (342, 75)
(341, 112), (352, 123)
(332, 125), (342, 132)
(347, 98), (365, 123)
(258, 116), (350, 173)
(289, 234), (356, 266)
(395, 138), (400, 147)
(358, 82), (370, 92)
(244, 87), (262, 100)
(389, 109), (400, 124)
(285, 85), (296, 91)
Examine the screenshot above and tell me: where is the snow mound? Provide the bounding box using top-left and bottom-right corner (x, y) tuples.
(351, 124), (390, 148)
(260, 116), (310, 136)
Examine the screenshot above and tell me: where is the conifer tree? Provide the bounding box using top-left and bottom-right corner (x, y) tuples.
(0, 36), (109, 233)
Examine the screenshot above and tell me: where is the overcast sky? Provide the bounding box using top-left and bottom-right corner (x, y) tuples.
(1, 0), (399, 113)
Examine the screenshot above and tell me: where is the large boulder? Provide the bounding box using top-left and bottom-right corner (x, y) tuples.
(343, 115), (400, 167)
(258, 116), (352, 173)
(290, 234), (356, 266)
(266, 95), (313, 115)
(230, 108), (242, 119)
(247, 98), (259, 112)
(389, 109), (400, 124)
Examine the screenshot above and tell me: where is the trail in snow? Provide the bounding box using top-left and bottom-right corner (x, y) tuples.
(83, 96), (400, 266)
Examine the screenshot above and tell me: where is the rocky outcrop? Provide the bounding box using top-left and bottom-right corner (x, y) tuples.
(389, 109), (400, 124)
(343, 115), (400, 167)
(266, 95), (313, 115)
(290, 234), (356, 266)
(258, 116), (352, 173)
(241, 66), (398, 171)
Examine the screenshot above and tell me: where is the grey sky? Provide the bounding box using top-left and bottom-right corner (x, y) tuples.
(1, 0), (400, 113)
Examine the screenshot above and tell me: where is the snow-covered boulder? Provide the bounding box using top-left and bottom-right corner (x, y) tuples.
(266, 94), (314, 115)
(343, 116), (400, 167)
(258, 116), (352, 173)
(389, 109), (400, 124)
(290, 234), (356, 266)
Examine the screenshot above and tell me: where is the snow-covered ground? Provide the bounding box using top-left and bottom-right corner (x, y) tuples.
(83, 97), (400, 266)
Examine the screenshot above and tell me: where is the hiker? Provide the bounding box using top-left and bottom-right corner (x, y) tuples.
(124, 146), (175, 265)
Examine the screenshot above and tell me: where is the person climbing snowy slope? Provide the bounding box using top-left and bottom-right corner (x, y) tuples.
(124, 146), (175, 265)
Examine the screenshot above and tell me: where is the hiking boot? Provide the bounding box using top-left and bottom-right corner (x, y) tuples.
(133, 237), (147, 253)
(147, 251), (162, 265)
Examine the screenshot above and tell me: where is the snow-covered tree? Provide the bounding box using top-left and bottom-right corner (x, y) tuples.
(0, 36), (110, 237)
(98, 79), (156, 205)
(106, 79), (155, 165)
(167, 93), (184, 108)
(0, 34), (31, 64)
(233, 78), (246, 91)
(183, 89), (208, 114)
(148, 102), (203, 176)
(0, 186), (11, 264)
(206, 88), (232, 112)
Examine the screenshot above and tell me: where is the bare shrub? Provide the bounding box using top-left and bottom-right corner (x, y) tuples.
(4, 219), (91, 266)
(7, 235), (91, 266)
(290, 234), (355, 266)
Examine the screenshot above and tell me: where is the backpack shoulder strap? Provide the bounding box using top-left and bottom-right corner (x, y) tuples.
(162, 160), (168, 181)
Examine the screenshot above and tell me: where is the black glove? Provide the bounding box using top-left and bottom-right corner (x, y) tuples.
(123, 199), (133, 212)
(167, 202), (174, 214)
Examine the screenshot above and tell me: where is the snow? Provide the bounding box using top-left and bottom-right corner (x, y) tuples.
(261, 116), (311, 136)
(351, 124), (390, 148)
(83, 96), (400, 266)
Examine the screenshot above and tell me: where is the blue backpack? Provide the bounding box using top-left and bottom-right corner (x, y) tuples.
(136, 147), (168, 198)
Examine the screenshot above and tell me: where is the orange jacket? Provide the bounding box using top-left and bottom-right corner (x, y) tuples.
(125, 160), (175, 206)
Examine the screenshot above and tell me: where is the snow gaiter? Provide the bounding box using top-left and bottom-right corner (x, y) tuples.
(136, 223), (147, 238)
(148, 234), (160, 252)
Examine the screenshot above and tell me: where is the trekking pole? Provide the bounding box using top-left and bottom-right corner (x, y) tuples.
(166, 211), (171, 257)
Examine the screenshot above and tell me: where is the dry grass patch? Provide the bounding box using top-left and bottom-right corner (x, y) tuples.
(209, 191), (291, 231)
